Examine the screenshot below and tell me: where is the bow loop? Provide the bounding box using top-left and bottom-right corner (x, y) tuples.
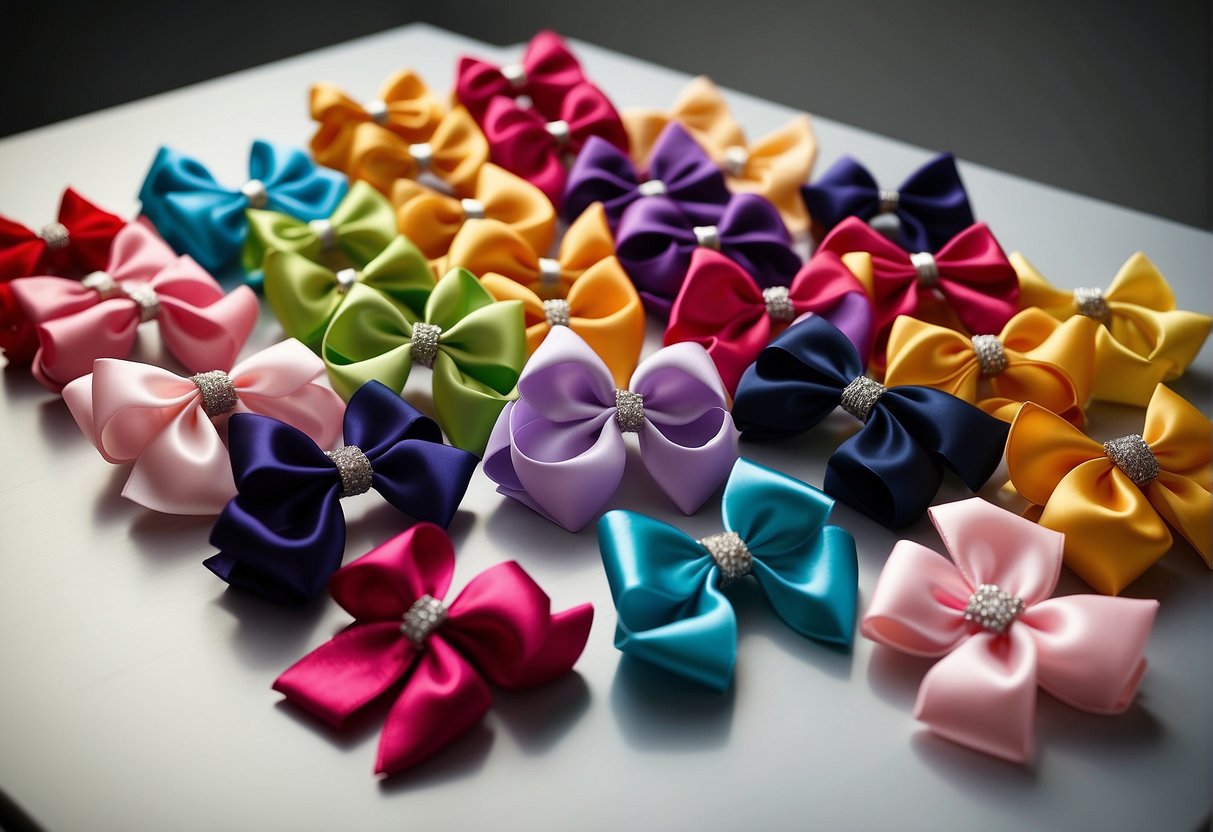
(622, 75), (745, 167)
(0, 187), (125, 286)
(456, 30), (588, 120)
(346, 106), (489, 197)
(722, 115), (816, 235)
(329, 522), (456, 621)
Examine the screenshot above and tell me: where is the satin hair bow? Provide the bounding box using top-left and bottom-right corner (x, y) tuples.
(11, 223), (259, 392)
(309, 69), (445, 172)
(138, 140), (347, 274)
(206, 381), (479, 605)
(616, 192), (801, 316)
(482, 84), (629, 206)
(598, 457), (857, 690)
(862, 498), (1158, 763)
(392, 163), (556, 260)
(801, 153), (975, 252)
(455, 30), (589, 122)
(274, 523), (593, 775)
(816, 217), (1018, 366)
(0, 189), (125, 363)
(732, 314), (1009, 528)
(483, 326), (739, 532)
(665, 247), (874, 395)
(263, 234), (434, 352)
(883, 308), (1099, 426)
(563, 122), (730, 230)
(623, 76), (817, 234)
(1006, 385), (1211, 595)
(1013, 252), (1211, 406)
(62, 339), (344, 515)
(345, 105), (488, 197)
(322, 267), (525, 454)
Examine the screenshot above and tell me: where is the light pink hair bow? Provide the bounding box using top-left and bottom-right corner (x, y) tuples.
(62, 339), (345, 515)
(10, 223), (258, 391)
(861, 497), (1158, 764)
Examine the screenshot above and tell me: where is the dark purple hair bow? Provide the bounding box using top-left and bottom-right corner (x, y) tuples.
(616, 192), (800, 316)
(562, 122), (730, 229)
(801, 153), (974, 252)
(205, 380), (479, 605)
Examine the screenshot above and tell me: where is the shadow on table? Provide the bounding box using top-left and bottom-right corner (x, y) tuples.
(213, 586), (334, 670)
(493, 671), (592, 756)
(608, 655), (734, 752)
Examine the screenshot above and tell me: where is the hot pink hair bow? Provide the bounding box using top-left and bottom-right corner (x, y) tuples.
(10, 223), (258, 391)
(455, 30), (589, 122)
(62, 339), (345, 515)
(274, 523), (594, 776)
(861, 497), (1158, 764)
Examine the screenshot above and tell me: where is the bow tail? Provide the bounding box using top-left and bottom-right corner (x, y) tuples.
(31, 303), (140, 392)
(158, 282), (259, 373)
(430, 351), (517, 455)
(1148, 473), (1212, 566)
(751, 525), (858, 645)
(120, 408), (238, 514)
(370, 437), (479, 528)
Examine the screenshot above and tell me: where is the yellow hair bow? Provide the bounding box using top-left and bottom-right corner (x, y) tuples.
(345, 105), (488, 197)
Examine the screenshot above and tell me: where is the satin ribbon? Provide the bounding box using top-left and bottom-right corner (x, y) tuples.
(482, 84), (629, 207)
(1006, 384), (1211, 595)
(274, 522), (593, 776)
(664, 247), (874, 395)
(623, 76), (817, 234)
(138, 140), (347, 274)
(344, 105), (488, 197)
(0, 189), (125, 363)
(392, 163), (556, 260)
(801, 153), (975, 252)
(732, 314), (1009, 528)
(861, 497), (1159, 763)
(883, 308), (1099, 426)
(598, 457), (857, 690)
(483, 326), (738, 532)
(1013, 252), (1211, 406)
(263, 234), (434, 352)
(563, 122), (730, 229)
(455, 29), (589, 122)
(816, 217), (1018, 367)
(205, 381), (479, 605)
(62, 339), (344, 515)
(11, 223), (259, 392)
(321, 267), (525, 454)
(616, 192), (801, 316)
(309, 69), (445, 172)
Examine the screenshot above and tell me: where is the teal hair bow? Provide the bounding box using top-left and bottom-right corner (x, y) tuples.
(597, 458), (857, 691)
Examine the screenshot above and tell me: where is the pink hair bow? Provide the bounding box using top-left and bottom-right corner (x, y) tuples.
(62, 339), (345, 515)
(274, 523), (593, 777)
(455, 30), (589, 122)
(861, 497), (1158, 764)
(11, 223), (258, 391)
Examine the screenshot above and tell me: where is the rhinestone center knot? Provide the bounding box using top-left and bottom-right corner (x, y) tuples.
(37, 221), (70, 249)
(241, 179), (268, 209)
(82, 271), (123, 300)
(723, 145), (749, 178)
(839, 375), (885, 423)
(1103, 433), (1160, 487)
(699, 531), (753, 587)
(637, 179), (667, 197)
(910, 251), (940, 288)
(325, 445), (373, 498)
(191, 370), (238, 417)
(400, 594), (448, 646)
(878, 189), (900, 214)
(1073, 286), (1110, 323)
(543, 298), (571, 328)
(971, 334), (1008, 376)
(309, 218), (337, 250)
(334, 268), (359, 293)
(364, 98), (389, 125)
(693, 225), (721, 251)
(500, 62), (527, 88)
(408, 142), (433, 171)
(545, 120), (571, 145)
(410, 321), (442, 367)
(538, 257), (562, 289)
(762, 285), (796, 321)
(460, 197), (486, 220)
(125, 284), (160, 323)
(614, 389), (645, 433)
(963, 584), (1026, 634)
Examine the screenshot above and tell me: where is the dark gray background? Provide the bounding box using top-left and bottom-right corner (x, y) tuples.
(0, 0), (1209, 229)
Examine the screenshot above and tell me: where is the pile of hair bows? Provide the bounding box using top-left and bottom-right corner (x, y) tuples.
(2, 31), (1209, 775)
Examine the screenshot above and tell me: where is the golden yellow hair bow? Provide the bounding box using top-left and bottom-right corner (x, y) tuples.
(345, 105), (488, 197)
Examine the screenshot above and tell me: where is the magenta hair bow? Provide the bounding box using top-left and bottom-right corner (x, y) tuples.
(861, 497), (1158, 764)
(62, 339), (345, 515)
(484, 325), (739, 532)
(274, 522), (594, 777)
(455, 30), (589, 122)
(10, 223), (258, 391)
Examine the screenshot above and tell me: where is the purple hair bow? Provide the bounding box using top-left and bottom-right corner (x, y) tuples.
(484, 326), (739, 532)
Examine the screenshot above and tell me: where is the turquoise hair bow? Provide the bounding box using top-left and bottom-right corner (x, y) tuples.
(597, 457), (858, 691)
(137, 139), (347, 279)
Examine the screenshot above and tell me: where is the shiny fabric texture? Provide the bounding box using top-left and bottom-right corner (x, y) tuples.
(861, 498), (1158, 764)
(11, 223), (259, 392)
(205, 381), (479, 605)
(801, 153), (975, 252)
(664, 247), (874, 395)
(1013, 252), (1211, 406)
(62, 339), (344, 515)
(1006, 385), (1212, 595)
(137, 140), (347, 274)
(273, 523), (594, 776)
(732, 314), (1009, 527)
(456, 30), (590, 122)
(344, 104), (489, 197)
(483, 326), (739, 532)
(320, 267), (525, 455)
(597, 457), (858, 690)
(616, 192), (801, 316)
